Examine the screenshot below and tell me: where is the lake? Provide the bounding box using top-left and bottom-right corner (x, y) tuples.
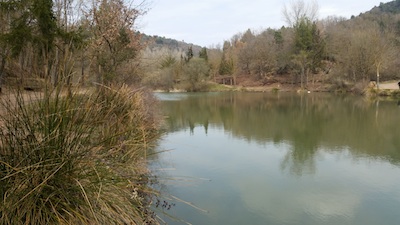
(151, 92), (400, 225)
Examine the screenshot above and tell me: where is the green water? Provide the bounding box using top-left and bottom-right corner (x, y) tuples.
(152, 92), (400, 225)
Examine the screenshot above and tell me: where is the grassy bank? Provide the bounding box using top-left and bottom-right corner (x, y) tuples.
(364, 86), (400, 99)
(0, 85), (161, 224)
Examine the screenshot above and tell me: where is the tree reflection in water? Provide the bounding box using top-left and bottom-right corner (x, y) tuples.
(159, 92), (400, 175)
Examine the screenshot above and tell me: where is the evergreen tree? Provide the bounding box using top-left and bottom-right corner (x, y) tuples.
(184, 45), (194, 62)
(32, 0), (57, 52)
(219, 54), (233, 75)
(292, 17), (325, 88)
(274, 31), (284, 46)
(294, 18), (313, 53)
(309, 23), (325, 72)
(0, 0), (59, 85)
(2, 0), (33, 57)
(219, 41), (234, 75)
(199, 47), (208, 61)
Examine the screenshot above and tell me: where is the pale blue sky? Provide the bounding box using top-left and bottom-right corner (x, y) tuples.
(139, 0), (391, 47)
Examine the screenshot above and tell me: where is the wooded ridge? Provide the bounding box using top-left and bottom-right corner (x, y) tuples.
(1, 0), (400, 93)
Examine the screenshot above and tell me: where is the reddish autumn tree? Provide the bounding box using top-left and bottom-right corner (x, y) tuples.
(87, 0), (147, 85)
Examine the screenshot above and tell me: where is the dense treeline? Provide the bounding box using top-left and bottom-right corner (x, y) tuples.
(0, 0), (147, 92)
(143, 0), (400, 92)
(1, 0), (400, 93)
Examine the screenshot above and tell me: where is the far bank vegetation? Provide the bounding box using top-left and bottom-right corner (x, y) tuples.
(141, 0), (400, 93)
(1, 1), (400, 93)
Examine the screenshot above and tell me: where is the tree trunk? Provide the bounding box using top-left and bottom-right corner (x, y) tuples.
(81, 50), (85, 86)
(64, 43), (71, 86)
(0, 56), (6, 94)
(97, 63), (102, 85)
(306, 67), (309, 88)
(301, 66), (304, 90)
(52, 46), (59, 86)
(43, 48), (50, 82)
(376, 64), (381, 90)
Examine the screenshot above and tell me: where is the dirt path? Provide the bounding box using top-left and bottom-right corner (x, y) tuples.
(379, 81), (400, 90)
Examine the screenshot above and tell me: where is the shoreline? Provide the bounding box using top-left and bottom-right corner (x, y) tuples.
(153, 81), (400, 99)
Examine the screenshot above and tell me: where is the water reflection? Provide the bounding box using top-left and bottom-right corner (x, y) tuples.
(159, 92), (400, 175)
(155, 92), (400, 225)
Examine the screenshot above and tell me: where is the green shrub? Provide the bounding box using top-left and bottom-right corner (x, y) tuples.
(0, 85), (160, 224)
(272, 87), (280, 93)
(180, 58), (210, 92)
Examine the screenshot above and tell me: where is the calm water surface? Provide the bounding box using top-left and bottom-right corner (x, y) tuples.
(151, 92), (400, 225)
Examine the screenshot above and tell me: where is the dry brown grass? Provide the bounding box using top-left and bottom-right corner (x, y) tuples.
(0, 85), (161, 224)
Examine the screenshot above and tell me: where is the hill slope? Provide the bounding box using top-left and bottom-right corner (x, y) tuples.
(141, 33), (203, 54)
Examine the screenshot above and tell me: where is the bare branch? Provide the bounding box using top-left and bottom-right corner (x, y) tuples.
(283, 0), (319, 27)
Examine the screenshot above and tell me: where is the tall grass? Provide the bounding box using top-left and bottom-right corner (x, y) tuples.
(0, 85), (161, 224)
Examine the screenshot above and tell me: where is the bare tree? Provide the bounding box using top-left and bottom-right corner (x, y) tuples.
(283, 0), (319, 27)
(207, 48), (223, 82)
(283, 0), (324, 89)
(292, 50), (309, 89)
(328, 17), (396, 85)
(369, 30), (395, 89)
(53, 0), (85, 88)
(249, 32), (277, 80)
(86, 0), (147, 85)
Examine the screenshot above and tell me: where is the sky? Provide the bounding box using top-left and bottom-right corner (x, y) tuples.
(139, 0), (392, 47)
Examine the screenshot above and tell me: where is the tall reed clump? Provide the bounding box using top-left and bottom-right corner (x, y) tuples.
(0, 85), (161, 224)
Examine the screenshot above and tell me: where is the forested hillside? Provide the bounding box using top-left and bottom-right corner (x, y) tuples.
(374, 0), (400, 13)
(142, 34), (202, 54)
(143, 0), (400, 92)
(1, 0), (400, 93)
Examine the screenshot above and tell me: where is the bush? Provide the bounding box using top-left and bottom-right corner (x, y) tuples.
(352, 80), (369, 95)
(329, 78), (350, 93)
(141, 68), (175, 91)
(0, 85), (160, 224)
(180, 58), (210, 92)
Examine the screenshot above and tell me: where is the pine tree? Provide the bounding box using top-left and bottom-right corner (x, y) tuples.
(219, 54), (233, 75)
(1, 0), (58, 79)
(184, 45), (194, 62)
(199, 47), (208, 61)
(292, 18), (325, 88)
